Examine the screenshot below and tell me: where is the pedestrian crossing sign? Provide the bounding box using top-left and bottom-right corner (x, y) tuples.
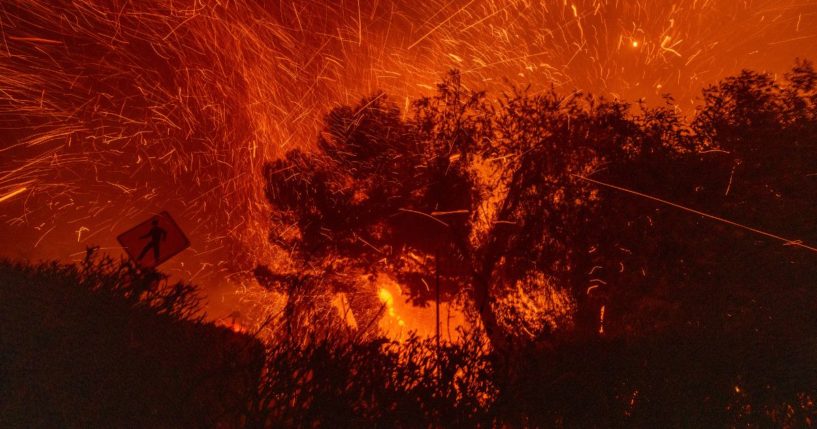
(117, 211), (190, 268)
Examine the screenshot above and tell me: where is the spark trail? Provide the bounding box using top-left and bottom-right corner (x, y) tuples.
(0, 0), (815, 323)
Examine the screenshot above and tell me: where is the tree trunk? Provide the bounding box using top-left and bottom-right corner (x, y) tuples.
(471, 275), (510, 356)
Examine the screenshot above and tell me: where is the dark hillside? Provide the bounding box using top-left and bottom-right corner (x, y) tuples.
(0, 256), (263, 428)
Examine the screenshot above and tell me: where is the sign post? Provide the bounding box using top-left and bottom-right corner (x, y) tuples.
(117, 211), (190, 268)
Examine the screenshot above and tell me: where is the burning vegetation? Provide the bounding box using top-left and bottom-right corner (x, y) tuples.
(3, 59), (817, 427)
(241, 61), (817, 426)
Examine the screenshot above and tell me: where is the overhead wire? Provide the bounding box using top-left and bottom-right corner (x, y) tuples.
(572, 174), (817, 253)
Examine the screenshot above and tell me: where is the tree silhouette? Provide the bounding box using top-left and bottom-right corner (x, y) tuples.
(262, 60), (817, 358)
(261, 71), (679, 351)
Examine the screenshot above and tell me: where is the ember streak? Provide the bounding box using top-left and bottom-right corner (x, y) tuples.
(0, 0), (815, 331)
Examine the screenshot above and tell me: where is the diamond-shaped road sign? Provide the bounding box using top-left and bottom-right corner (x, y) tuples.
(117, 211), (190, 268)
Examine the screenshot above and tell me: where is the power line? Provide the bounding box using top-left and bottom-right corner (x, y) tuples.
(572, 174), (817, 253)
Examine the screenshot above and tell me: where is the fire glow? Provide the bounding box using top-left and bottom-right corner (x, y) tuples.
(0, 0), (816, 336)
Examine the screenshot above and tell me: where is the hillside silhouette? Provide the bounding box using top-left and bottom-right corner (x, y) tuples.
(0, 253), (263, 428)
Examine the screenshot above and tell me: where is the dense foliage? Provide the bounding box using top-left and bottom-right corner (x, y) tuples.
(255, 60), (817, 426)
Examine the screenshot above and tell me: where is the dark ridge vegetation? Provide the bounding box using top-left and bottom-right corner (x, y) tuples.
(4, 61), (817, 427)
(0, 253), (263, 428)
(246, 331), (495, 428)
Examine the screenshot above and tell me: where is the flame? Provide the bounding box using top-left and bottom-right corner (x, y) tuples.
(375, 275), (467, 341)
(378, 283), (407, 332)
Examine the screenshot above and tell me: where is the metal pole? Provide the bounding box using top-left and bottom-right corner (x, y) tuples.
(435, 247), (441, 377)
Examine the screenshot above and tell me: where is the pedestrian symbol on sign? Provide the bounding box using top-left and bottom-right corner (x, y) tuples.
(137, 219), (167, 262)
(117, 211), (190, 268)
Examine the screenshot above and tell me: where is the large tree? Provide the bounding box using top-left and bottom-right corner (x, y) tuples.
(260, 72), (666, 351)
(260, 62), (817, 356)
